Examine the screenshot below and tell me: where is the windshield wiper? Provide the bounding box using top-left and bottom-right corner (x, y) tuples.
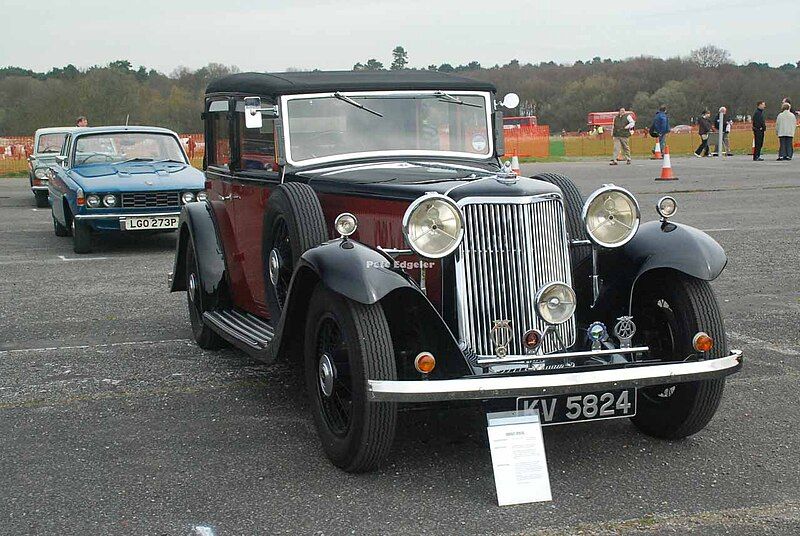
(333, 92), (383, 118)
(117, 157), (154, 164)
(433, 91), (482, 108)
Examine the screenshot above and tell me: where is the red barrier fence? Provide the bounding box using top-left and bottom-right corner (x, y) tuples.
(503, 125), (550, 158)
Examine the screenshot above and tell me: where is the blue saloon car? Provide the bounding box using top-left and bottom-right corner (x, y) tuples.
(48, 126), (206, 253)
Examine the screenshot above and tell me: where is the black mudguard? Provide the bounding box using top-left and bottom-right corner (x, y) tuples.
(592, 220), (727, 317)
(270, 239), (472, 376)
(170, 202), (227, 300)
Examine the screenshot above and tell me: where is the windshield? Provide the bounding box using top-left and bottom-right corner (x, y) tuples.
(73, 132), (185, 166)
(37, 133), (67, 154)
(284, 91), (492, 165)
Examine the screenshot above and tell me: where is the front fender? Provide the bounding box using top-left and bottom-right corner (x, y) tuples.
(170, 202), (227, 300)
(595, 221), (727, 314)
(299, 239), (414, 304)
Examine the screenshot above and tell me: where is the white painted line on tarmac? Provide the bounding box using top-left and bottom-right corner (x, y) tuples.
(0, 338), (193, 355)
(58, 254), (109, 261)
(728, 331), (800, 356)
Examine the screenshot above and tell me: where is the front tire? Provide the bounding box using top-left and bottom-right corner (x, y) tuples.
(304, 283), (397, 472)
(185, 240), (225, 350)
(630, 272), (726, 439)
(35, 191), (49, 208)
(53, 213), (70, 237)
(72, 220), (92, 254)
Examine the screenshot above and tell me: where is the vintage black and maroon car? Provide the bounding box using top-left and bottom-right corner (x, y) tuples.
(169, 71), (742, 472)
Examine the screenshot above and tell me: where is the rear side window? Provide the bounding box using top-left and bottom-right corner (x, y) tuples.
(37, 133), (67, 153)
(207, 100), (231, 167)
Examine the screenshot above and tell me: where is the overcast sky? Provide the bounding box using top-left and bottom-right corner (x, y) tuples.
(5, 0), (799, 73)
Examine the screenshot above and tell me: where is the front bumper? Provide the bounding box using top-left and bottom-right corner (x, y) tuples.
(73, 211), (181, 230)
(367, 350), (742, 402)
(31, 185), (49, 192)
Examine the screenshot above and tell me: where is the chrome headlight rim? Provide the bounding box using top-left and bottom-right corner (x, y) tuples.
(534, 281), (577, 325)
(402, 192), (465, 259)
(195, 191), (208, 202)
(102, 194), (117, 208)
(86, 194), (101, 208)
(656, 195), (677, 219)
(181, 191), (195, 204)
(34, 168), (47, 179)
(334, 212), (358, 237)
(581, 184), (641, 248)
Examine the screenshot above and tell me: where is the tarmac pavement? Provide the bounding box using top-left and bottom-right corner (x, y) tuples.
(1, 155), (798, 535)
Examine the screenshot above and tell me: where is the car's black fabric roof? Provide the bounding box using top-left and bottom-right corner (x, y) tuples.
(206, 71), (496, 96)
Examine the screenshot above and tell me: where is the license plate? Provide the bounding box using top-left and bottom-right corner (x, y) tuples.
(122, 216), (179, 230)
(516, 388), (636, 426)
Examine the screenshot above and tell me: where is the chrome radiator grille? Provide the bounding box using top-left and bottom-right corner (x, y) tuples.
(121, 191), (180, 208)
(454, 195), (576, 357)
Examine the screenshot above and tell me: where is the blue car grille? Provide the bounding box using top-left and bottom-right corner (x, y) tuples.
(121, 191), (180, 208)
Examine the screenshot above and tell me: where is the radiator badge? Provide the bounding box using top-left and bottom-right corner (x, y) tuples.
(490, 320), (512, 357)
(614, 316), (636, 348)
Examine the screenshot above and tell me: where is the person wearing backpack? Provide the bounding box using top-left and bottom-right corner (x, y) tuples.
(651, 105), (669, 153)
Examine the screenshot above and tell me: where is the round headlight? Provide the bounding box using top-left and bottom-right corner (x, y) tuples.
(86, 194), (101, 208)
(402, 193), (464, 259)
(181, 192), (195, 204)
(102, 194), (117, 207)
(582, 185), (640, 248)
(656, 196), (677, 219)
(535, 282), (576, 325)
(195, 191), (208, 202)
(334, 212), (358, 237)
(34, 168), (47, 179)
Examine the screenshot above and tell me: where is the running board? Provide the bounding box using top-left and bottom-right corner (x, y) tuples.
(203, 309), (275, 352)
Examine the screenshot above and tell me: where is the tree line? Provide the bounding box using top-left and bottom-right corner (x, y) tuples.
(2, 46), (799, 135)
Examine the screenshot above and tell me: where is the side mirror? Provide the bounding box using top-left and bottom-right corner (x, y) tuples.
(499, 93), (520, 109)
(244, 97), (263, 129)
(55, 155), (68, 166)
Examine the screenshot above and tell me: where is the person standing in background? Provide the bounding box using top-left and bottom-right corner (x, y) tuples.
(610, 107), (635, 165)
(776, 102), (796, 160)
(712, 106), (729, 156)
(752, 101), (766, 161)
(695, 110), (713, 157)
(75, 116), (88, 127)
(653, 105), (669, 153)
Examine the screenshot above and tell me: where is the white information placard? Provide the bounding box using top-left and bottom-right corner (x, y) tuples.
(487, 411), (552, 506)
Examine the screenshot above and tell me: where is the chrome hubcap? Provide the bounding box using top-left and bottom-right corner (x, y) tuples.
(268, 248), (282, 286)
(318, 353), (335, 398)
(188, 273), (197, 303)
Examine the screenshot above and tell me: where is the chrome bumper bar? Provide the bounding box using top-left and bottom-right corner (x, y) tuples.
(31, 185), (49, 191)
(367, 350), (743, 402)
(73, 211), (181, 221)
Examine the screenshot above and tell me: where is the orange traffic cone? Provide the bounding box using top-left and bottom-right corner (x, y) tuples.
(651, 141), (663, 160)
(655, 145), (677, 181)
(510, 155), (520, 175)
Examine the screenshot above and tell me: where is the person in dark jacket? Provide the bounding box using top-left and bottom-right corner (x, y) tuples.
(653, 105), (669, 152)
(695, 110), (713, 157)
(752, 101), (766, 161)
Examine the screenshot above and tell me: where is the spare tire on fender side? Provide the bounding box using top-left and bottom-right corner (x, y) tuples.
(263, 182), (329, 323)
(532, 172), (591, 268)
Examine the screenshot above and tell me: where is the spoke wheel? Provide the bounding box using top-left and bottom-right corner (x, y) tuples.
(630, 272), (727, 439)
(304, 283), (397, 472)
(314, 314), (354, 437)
(185, 241), (225, 349)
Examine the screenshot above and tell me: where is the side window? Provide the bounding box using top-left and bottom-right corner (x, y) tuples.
(236, 100), (276, 172)
(207, 100), (231, 168)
